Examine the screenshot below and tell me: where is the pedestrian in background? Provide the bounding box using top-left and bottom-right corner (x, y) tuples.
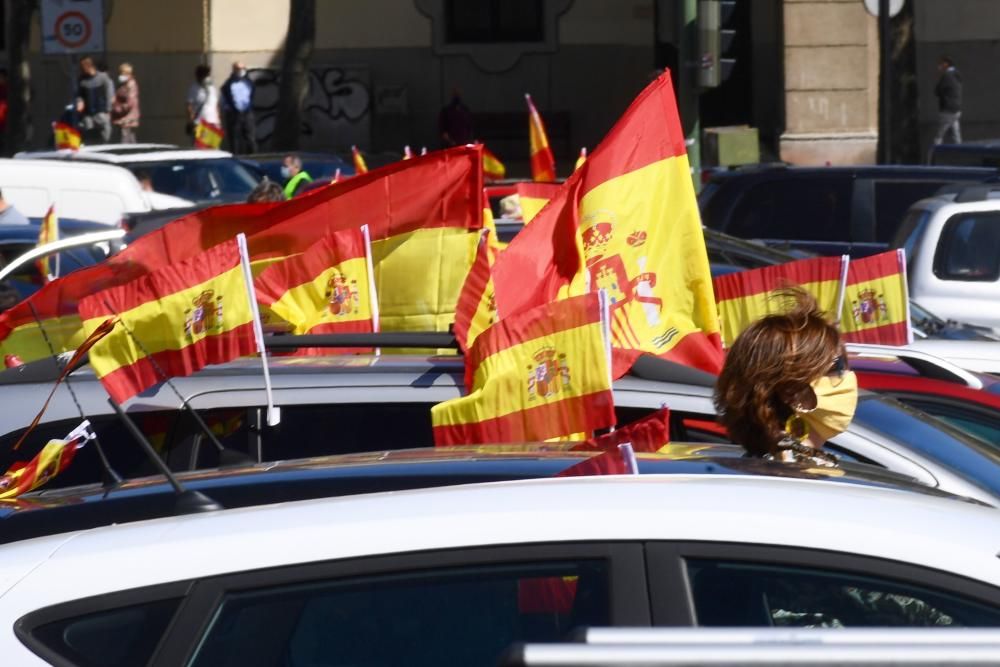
(111, 63), (140, 144)
(221, 62), (258, 155)
(281, 154), (312, 199)
(438, 87), (473, 148)
(75, 56), (114, 144)
(186, 64), (221, 144)
(933, 56), (962, 145)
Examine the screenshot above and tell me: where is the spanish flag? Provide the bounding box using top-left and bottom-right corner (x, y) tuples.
(453, 228), (497, 353)
(713, 255), (849, 348)
(0, 435), (85, 499)
(515, 182), (560, 224)
(352, 145), (369, 174)
(194, 120), (224, 149)
(575, 147), (588, 171)
(432, 293), (615, 445)
(840, 249), (912, 346)
(78, 238), (257, 404)
(483, 145), (506, 181)
(254, 226), (377, 344)
(493, 71), (723, 377)
(526, 93), (556, 182)
(35, 205), (59, 283)
(572, 407), (670, 454)
(53, 122), (81, 150)
(0, 147), (483, 363)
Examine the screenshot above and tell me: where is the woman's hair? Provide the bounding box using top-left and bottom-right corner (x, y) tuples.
(247, 177), (285, 203)
(714, 287), (842, 456)
(195, 64), (211, 81)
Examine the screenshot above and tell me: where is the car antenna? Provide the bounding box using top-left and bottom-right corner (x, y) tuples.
(27, 302), (123, 489)
(107, 398), (223, 514)
(102, 307), (255, 467)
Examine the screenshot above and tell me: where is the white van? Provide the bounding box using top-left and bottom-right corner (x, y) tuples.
(0, 159), (192, 225)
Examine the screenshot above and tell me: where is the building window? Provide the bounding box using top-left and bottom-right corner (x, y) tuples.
(445, 0), (544, 43)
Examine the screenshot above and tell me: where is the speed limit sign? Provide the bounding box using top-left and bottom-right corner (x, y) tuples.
(41, 0), (105, 55)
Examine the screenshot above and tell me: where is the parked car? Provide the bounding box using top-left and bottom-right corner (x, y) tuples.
(241, 151), (355, 184)
(4, 475), (1000, 665)
(892, 185), (1000, 332)
(699, 165), (998, 257)
(16, 144), (262, 205)
(930, 141), (1000, 169)
(2, 344), (999, 506)
(0, 158), (191, 224)
(0, 228), (126, 301)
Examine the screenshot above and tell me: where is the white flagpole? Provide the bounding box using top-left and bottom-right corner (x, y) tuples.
(618, 442), (639, 475)
(236, 233), (280, 426)
(361, 224), (381, 357)
(598, 289), (615, 433)
(834, 254), (850, 327)
(53, 206), (61, 280)
(899, 248), (914, 345)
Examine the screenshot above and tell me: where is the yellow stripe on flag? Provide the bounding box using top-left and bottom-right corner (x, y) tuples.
(718, 278), (843, 348)
(269, 257), (372, 334)
(0, 315), (86, 364)
(373, 227), (478, 333)
(520, 196), (549, 224)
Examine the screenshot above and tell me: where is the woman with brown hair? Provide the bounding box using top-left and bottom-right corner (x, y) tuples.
(714, 288), (858, 466)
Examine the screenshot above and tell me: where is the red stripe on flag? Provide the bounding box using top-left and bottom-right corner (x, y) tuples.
(841, 321), (910, 345)
(611, 331), (724, 379)
(98, 323), (257, 404)
(433, 391), (615, 446)
(847, 250), (904, 283)
(713, 256), (846, 302)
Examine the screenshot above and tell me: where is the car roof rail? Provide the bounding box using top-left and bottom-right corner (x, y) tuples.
(846, 343), (983, 389)
(263, 332), (460, 351)
(954, 184), (994, 203)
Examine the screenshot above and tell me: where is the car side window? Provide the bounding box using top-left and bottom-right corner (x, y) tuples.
(934, 212), (1000, 282)
(686, 559), (1000, 627)
(895, 396), (1000, 446)
(25, 597), (180, 667)
(873, 181), (947, 243)
(727, 179), (852, 242)
(188, 560), (610, 667)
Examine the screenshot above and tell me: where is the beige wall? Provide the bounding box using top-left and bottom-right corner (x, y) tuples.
(316, 0), (431, 49)
(106, 0), (205, 53)
(210, 0), (289, 53)
(560, 0), (653, 46)
(780, 0), (879, 165)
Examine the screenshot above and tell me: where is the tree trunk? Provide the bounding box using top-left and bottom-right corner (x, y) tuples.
(889, 2), (919, 164)
(5, 0), (37, 155)
(272, 0), (315, 151)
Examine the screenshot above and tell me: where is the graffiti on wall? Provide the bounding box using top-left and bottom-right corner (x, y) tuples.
(248, 66), (371, 150)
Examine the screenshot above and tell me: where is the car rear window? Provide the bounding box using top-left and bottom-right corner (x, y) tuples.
(726, 179), (852, 242)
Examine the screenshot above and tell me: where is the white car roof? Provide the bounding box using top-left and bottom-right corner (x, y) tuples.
(15, 145), (235, 163)
(3, 476), (1000, 611)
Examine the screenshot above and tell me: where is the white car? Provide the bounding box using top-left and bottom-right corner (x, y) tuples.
(17, 144), (261, 205)
(0, 158), (190, 225)
(4, 476), (1000, 665)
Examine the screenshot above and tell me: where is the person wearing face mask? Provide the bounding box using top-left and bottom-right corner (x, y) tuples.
(221, 62), (257, 155)
(281, 154), (313, 199)
(110, 63), (140, 144)
(714, 287), (857, 467)
(186, 64), (221, 144)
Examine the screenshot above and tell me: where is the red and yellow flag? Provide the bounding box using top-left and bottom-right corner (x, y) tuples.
(53, 122), (81, 150)
(35, 205), (59, 283)
(78, 238), (257, 404)
(453, 228), (497, 353)
(352, 145), (369, 174)
(483, 145), (506, 181)
(194, 120), (224, 149)
(526, 93), (556, 182)
(0, 146), (484, 364)
(0, 435), (85, 499)
(840, 249), (911, 346)
(254, 227), (376, 341)
(713, 255), (849, 348)
(575, 147), (588, 171)
(432, 293), (615, 445)
(494, 71), (723, 377)
(515, 182), (560, 224)
(573, 407), (670, 454)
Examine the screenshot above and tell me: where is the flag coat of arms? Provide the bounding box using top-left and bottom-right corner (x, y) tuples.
(494, 71), (724, 377)
(840, 249), (912, 346)
(713, 255), (849, 347)
(254, 227), (377, 343)
(194, 120), (224, 149)
(78, 238), (257, 404)
(433, 293), (615, 445)
(526, 93), (557, 182)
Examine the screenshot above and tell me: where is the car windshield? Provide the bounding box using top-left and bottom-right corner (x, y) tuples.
(128, 159), (259, 203)
(892, 207), (932, 272)
(852, 394), (1000, 495)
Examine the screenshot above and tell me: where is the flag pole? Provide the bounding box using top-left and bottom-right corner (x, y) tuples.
(898, 248), (913, 345)
(834, 254), (850, 327)
(598, 289), (615, 433)
(237, 233), (279, 426)
(361, 224), (381, 356)
(618, 442), (638, 475)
